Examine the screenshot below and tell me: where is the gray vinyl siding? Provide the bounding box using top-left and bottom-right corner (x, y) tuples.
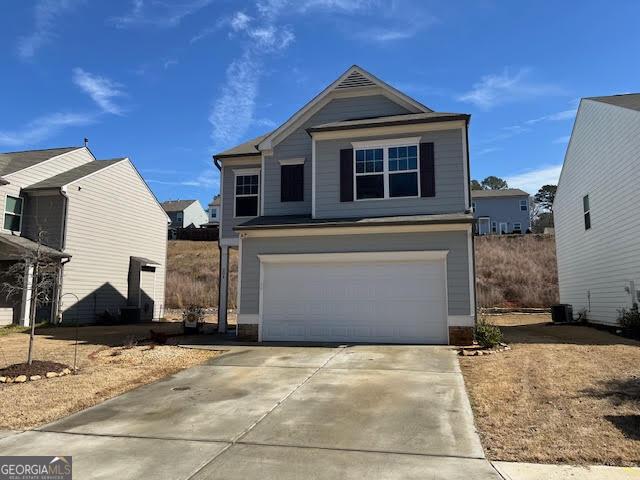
(220, 157), (261, 240)
(554, 99), (640, 326)
(0, 148), (93, 222)
(239, 230), (471, 317)
(21, 194), (65, 249)
(472, 196), (530, 233)
(263, 95), (411, 216)
(60, 160), (167, 323)
(315, 128), (465, 218)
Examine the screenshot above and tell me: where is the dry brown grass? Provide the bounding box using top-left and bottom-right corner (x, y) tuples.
(475, 235), (559, 308)
(166, 241), (237, 309)
(0, 323), (220, 429)
(460, 314), (640, 466)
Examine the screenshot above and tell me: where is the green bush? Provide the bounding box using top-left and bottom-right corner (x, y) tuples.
(475, 318), (504, 348)
(618, 305), (640, 337)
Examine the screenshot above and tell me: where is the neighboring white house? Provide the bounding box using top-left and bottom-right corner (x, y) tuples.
(206, 194), (220, 225)
(0, 146), (168, 325)
(555, 93), (640, 326)
(161, 199), (208, 239)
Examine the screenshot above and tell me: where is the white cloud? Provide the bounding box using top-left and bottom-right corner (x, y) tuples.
(505, 164), (562, 193)
(458, 68), (564, 110)
(231, 12), (252, 31)
(475, 147), (503, 156)
(526, 108), (576, 125)
(110, 0), (215, 28)
(72, 68), (126, 115)
(553, 135), (571, 144)
(18, 0), (84, 59)
(0, 112), (95, 147)
(147, 168), (219, 189)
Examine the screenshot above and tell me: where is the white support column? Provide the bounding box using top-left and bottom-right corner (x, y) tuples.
(218, 245), (229, 333)
(19, 260), (34, 327)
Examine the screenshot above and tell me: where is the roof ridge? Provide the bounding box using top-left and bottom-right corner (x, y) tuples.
(0, 146), (81, 155)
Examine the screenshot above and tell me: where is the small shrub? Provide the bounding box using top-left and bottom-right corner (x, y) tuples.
(475, 318), (504, 348)
(182, 305), (206, 324)
(618, 305), (640, 337)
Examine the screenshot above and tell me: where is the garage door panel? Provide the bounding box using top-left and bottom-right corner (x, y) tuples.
(261, 258), (448, 344)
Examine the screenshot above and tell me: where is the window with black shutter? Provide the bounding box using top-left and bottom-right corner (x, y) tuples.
(281, 163), (304, 202)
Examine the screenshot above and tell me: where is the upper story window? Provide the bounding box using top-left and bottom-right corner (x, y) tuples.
(353, 140), (419, 200)
(520, 199), (528, 211)
(583, 194), (591, 230)
(3, 195), (23, 233)
(235, 169), (260, 217)
(210, 208), (217, 218)
(280, 158), (304, 202)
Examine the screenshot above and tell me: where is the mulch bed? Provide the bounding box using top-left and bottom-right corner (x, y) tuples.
(0, 360), (70, 377)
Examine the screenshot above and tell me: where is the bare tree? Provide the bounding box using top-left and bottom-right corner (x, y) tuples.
(0, 230), (60, 364)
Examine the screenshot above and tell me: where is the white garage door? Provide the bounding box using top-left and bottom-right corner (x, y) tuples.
(259, 251), (448, 344)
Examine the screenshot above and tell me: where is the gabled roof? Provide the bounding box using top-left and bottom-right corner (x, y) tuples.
(256, 65), (433, 151)
(307, 112), (469, 134)
(23, 159), (125, 191)
(586, 93), (640, 112)
(0, 147), (82, 176)
(161, 199), (198, 212)
(214, 132), (271, 159)
(472, 188), (529, 198)
(211, 194), (221, 206)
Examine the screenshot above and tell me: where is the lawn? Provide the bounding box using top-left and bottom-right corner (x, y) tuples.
(460, 314), (640, 466)
(0, 323), (221, 430)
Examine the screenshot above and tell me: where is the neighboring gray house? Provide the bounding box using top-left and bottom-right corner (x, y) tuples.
(204, 194), (220, 227)
(555, 93), (640, 326)
(0, 146), (168, 326)
(471, 188), (530, 235)
(162, 199), (208, 238)
(213, 65), (476, 345)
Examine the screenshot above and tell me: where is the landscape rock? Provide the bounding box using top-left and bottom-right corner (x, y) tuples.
(30, 375), (42, 381)
(62, 368), (71, 375)
(14, 375), (27, 383)
(5, 377), (14, 383)
(0, 376), (6, 383)
(46, 372), (57, 378)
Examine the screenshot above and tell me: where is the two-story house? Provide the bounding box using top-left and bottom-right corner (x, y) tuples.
(0, 146), (168, 326)
(161, 199), (208, 239)
(471, 188), (530, 235)
(206, 195), (220, 225)
(213, 66), (475, 345)
(555, 93), (640, 326)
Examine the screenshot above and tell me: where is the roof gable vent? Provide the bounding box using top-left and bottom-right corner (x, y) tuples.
(336, 70), (376, 89)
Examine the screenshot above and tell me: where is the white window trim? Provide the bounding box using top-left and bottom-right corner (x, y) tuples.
(278, 157), (305, 166)
(3, 194), (24, 234)
(499, 222), (508, 235)
(520, 199), (528, 211)
(352, 140), (421, 201)
(513, 222), (522, 231)
(583, 194), (591, 230)
(233, 168), (261, 219)
(491, 221), (497, 233)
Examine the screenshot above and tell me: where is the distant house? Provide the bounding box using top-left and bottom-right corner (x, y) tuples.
(471, 188), (530, 235)
(204, 194), (220, 227)
(161, 199), (208, 238)
(0, 146), (168, 326)
(555, 93), (640, 326)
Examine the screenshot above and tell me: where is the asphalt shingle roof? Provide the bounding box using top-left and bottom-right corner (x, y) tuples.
(161, 200), (197, 212)
(213, 132), (272, 159)
(23, 159), (125, 191)
(471, 188), (529, 198)
(587, 93), (640, 112)
(0, 147), (81, 176)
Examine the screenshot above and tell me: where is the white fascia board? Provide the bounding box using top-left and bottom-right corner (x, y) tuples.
(258, 250), (449, 264)
(311, 120), (467, 142)
(278, 157), (305, 165)
(351, 137), (421, 149)
(240, 222), (472, 238)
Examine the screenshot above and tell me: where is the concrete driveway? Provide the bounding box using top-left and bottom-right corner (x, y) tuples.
(0, 345), (501, 479)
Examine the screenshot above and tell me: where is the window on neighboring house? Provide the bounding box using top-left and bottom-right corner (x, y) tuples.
(491, 221), (497, 233)
(235, 172), (259, 217)
(583, 194), (591, 230)
(211, 209), (217, 218)
(520, 199), (528, 211)
(513, 222), (522, 233)
(3, 195), (23, 232)
(354, 144), (419, 200)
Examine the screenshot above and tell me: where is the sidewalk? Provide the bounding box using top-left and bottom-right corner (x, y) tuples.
(493, 462), (640, 480)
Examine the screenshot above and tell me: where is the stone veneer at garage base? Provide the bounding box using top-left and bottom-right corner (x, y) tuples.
(237, 324), (474, 346)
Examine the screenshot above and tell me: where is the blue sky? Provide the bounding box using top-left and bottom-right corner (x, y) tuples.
(1, 1), (638, 207)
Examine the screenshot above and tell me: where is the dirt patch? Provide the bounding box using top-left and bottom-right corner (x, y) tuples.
(0, 323), (221, 430)
(460, 313), (640, 466)
(0, 360), (69, 378)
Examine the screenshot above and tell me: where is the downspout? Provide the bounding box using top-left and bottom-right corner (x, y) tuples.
(213, 156), (225, 333)
(466, 120), (479, 323)
(55, 186), (71, 324)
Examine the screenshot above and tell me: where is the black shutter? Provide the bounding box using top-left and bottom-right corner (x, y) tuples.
(340, 148), (354, 202)
(281, 164), (304, 202)
(420, 142), (435, 197)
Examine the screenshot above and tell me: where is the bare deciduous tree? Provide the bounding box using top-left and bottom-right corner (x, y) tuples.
(0, 231), (60, 364)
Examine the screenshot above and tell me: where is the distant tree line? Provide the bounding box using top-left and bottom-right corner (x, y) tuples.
(471, 176), (557, 233)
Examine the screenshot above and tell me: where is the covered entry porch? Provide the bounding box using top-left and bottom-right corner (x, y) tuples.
(0, 233), (70, 326)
